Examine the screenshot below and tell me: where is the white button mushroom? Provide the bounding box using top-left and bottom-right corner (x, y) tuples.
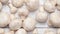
(0, 0), (9, 4)
(11, 0), (24, 8)
(5, 31), (14, 34)
(0, 28), (4, 34)
(44, 0), (55, 13)
(48, 12), (60, 27)
(15, 29), (27, 34)
(9, 19), (22, 31)
(23, 17), (36, 31)
(25, 0), (39, 11)
(36, 6), (48, 23)
(0, 2), (2, 11)
(0, 12), (10, 27)
(9, 3), (17, 14)
(32, 29), (38, 34)
(18, 6), (29, 17)
(44, 29), (56, 34)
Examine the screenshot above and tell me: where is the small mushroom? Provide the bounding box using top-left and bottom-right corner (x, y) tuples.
(36, 6), (48, 23)
(48, 12), (60, 27)
(0, 12), (10, 27)
(25, 0), (39, 11)
(11, 0), (24, 8)
(15, 29), (27, 34)
(23, 17), (36, 31)
(9, 19), (22, 31)
(44, 0), (55, 13)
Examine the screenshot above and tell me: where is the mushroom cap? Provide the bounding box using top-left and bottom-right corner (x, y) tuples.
(23, 17), (36, 31)
(25, 0), (39, 11)
(9, 19), (22, 31)
(48, 12), (60, 27)
(0, 12), (10, 27)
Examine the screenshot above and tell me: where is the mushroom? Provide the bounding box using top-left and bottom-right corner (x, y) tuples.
(15, 29), (27, 34)
(0, 12), (10, 27)
(36, 5), (48, 23)
(9, 19), (22, 31)
(44, 0), (55, 13)
(17, 6), (29, 20)
(48, 12), (60, 27)
(25, 0), (39, 11)
(11, 0), (24, 8)
(23, 17), (36, 31)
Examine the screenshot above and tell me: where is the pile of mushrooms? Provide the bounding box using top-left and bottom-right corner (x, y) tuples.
(0, 0), (60, 34)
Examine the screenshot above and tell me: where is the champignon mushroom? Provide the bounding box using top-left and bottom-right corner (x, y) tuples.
(36, 5), (48, 23)
(23, 17), (36, 31)
(0, 12), (10, 27)
(25, 0), (39, 11)
(48, 12), (60, 27)
(44, 0), (55, 13)
(9, 19), (22, 31)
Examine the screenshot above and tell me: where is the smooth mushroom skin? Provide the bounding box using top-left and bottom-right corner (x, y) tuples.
(15, 29), (27, 34)
(9, 3), (17, 14)
(0, 28), (4, 34)
(9, 19), (22, 31)
(0, 12), (10, 27)
(44, 29), (56, 34)
(48, 12), (60, 27)
(18, 6), (29, 17)
(11, 0), (24, 8)
(0, 2), (2, 11)
(36, 6), (48, 23)
(44, 0), (55, 13)
(0, 0), (9, 4)
(23, 17), (36, 31)
(25, 0), (39, 11)
(5, 31), (14, 34)
(10, 14), (16, 21)
(33, 29), (38, 34)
